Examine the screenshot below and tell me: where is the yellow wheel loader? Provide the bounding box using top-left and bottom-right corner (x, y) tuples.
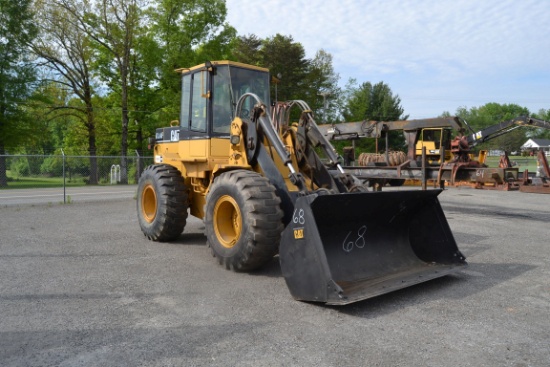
(137, 61), (467, 305)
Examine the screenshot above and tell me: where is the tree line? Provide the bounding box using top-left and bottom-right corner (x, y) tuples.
(1, 0), (548, 187)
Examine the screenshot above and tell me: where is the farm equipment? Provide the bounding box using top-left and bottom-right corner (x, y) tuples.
(319, 116), (465, 164)
(137, 61), (467, 305)
(519, 149), (550, 193)
(319, 116), (550, 190)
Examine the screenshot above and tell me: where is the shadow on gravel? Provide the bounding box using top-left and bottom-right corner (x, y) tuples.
(249, 256), (283, 278)
(451, 231), (493, 258)
(442, 204), (550, 223)
(171, 232), (207, 245)
(452, 231), (490, 245)
(332, 261), (535, 318)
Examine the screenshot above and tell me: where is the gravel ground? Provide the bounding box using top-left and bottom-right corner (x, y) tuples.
(0, 187), (548, 367)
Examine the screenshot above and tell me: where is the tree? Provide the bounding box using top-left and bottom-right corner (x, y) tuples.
(122, 0), (235, 179)
(232, 34), (310, 103)
(231, 34), (263, 66)
(260, 34), (309, 103)
(0, 0), (37, 186)
(453, 103), (531, 153)
(343, 80), (407, 122)
(144, 0), (235, 139)
(341, 79), (408, 154)
(304, 49), (340, 123)
(32, 0), (101, 183)
(81, 0), (143, 183)
(231, 35), (340, 122)
(85, 0), (234, 182)
(25, 81), (72, 154)
(533, 108), (550, 140)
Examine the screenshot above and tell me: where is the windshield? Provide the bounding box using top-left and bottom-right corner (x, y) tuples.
(228, 65), (270, 117)
(212, 64), (271, 134)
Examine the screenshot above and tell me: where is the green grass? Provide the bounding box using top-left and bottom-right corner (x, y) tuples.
(1, 173), (87, 189)
(484, 155), (539, 172)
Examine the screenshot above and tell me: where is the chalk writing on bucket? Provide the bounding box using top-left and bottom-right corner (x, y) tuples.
(342, 225), (367, 253)
(293, 208), (305, 225)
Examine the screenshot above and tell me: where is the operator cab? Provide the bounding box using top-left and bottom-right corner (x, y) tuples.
(415, 127), (452, 163)
(177, 61), (271, 139)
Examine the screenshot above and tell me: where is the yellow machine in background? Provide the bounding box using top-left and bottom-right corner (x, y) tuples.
(137, 61), (467, 305)
(414, 127), (453, 164)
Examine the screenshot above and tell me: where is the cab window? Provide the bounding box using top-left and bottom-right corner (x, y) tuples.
(212, 66), (233, 134)
(190, 71), (208, 132)
(229, 66), (270, 119)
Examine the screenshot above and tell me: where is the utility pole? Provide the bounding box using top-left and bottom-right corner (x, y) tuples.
(272, 73), (282, 103)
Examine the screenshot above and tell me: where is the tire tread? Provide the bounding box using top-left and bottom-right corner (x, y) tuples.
(205, 170), (284, 271)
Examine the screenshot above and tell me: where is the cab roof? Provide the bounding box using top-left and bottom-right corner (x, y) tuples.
(175, 60), (269, 75)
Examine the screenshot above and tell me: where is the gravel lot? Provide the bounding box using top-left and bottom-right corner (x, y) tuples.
(0, 187), (549, 366)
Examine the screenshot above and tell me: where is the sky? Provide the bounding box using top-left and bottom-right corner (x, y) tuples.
(225, 0), (550, 119)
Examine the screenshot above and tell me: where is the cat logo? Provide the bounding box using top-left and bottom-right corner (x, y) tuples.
(293, 228), (304, 239)
(170, 129), (180, 141)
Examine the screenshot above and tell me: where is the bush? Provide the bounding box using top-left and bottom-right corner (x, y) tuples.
(40, 156), (64, 176)
(10, 158), (30, 176)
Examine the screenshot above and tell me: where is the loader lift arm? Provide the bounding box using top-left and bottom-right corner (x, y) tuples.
(237, 94), (337, 193)
(450, 116), (550, 162)
(465, 116), (550, 147)
(239, 95), (364, 200)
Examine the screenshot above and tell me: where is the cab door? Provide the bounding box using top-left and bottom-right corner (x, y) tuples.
(180, 70), (209, 160)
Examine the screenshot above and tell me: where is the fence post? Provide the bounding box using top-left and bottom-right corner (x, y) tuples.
(135, 150), (142, 183)
(61, 149), (66, 204)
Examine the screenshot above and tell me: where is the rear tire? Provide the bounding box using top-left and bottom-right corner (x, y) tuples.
(205, 170), (284, 271)
(137, 164), (188, 241)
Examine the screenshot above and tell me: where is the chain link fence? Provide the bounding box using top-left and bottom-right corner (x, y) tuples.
(0, 152), (153, 189)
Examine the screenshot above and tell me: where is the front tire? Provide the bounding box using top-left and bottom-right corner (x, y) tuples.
(137, 164), (188, 241)
(205, 170), (284, 271)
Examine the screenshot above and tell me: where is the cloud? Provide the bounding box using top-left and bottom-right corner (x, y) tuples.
(225, 0), (550, 117)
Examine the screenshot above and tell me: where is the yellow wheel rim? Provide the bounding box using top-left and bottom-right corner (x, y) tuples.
(141, 183), (157, 223)
(213, 195), (242, 249)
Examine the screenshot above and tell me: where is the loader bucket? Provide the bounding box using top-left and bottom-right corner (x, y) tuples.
(279, 189), (466, 305)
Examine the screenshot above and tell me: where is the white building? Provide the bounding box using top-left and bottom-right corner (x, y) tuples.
(521, 138), (550, 156)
